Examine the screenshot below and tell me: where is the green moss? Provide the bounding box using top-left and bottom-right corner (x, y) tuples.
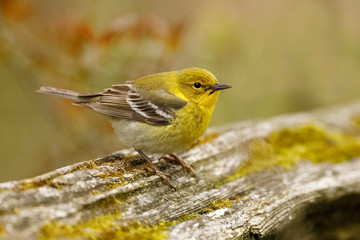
(38, 197), (235, 240)
(65, 160), (99, 174)
(39, 212), (170, 240)
(9, 160), (101, 192)
(83, 195), (123, 213)
(220, 124), (360, 185)
(97, 171), (124, 178)
(200, 198), (234, 214)
(209, 198), (233, 209)
(162, 199), (233, 226)
(95, 158), (142, 192)
(6, 157), (138, 193)
(17, 180), (51, 191)
(40, 212), (121, 240)
(103, 221), (169, 240)
(176, 213), (201, 222)
(104, 181), (129, 192)
(94, 177), (129, 193)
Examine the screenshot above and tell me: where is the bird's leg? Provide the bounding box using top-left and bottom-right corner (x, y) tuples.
(135, 149), (176, 190)
(143, 167), (172, 179)
(169, 153), (198, 179)
(159, 156), (173, 162)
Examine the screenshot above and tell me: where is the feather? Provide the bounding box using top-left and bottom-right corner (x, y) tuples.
(73, 84), (187, 126)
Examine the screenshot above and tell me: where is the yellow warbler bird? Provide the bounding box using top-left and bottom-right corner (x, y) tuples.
(37, 68), (231, 189)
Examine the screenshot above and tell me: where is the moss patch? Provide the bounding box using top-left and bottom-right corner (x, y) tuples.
(40, 218), (169, 240)
(220, 124), (360, 185)
(40, 212), (117, 240)
(9, 160), (100, 192)
(200, 198), (234, 214)
(82, 195), (124, 213)
(209, 198), (233, 209)
(7, 156), (138, 193)
(39, 211), (171, 240)
(38, 197), (235, 240)
(176, 213), (202, 222)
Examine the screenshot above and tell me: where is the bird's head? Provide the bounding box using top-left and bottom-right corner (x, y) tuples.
(177, 68), (231, 109)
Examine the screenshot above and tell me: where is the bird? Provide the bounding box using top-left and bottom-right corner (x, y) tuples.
(37, 68), (231, 189)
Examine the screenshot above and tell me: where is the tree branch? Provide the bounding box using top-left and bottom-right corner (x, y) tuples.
(1, 101), (360, 239)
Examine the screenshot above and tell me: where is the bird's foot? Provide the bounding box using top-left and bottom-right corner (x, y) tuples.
(144, 167), (171, 179)
(136, 149), (176, 190)
(161, 154), (198, 179)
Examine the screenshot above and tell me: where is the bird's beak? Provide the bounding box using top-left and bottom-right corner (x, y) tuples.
(209, 82), (232, 95)
(211, 82), (232, 91)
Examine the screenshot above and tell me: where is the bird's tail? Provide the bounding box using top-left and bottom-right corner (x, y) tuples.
(36, 86), (101, 103)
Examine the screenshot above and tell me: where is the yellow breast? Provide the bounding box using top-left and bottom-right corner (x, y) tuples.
(110, 100), (214, 154)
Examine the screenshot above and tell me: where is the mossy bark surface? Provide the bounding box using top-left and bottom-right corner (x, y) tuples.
(1, 101), (360, 239)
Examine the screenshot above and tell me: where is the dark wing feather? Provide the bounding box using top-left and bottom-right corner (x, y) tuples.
(74, 84), (187, 126)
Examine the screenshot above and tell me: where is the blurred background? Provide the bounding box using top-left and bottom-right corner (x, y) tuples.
(1, 0), (360, 182)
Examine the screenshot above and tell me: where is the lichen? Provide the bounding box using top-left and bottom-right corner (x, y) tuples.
(17, 179), (51, 191)
(209, 198), (233, 209)
(104, 180), (129, 192)
(176, 213), (201, 222)
(94, 174), (130, 193)
(220, 124), (360, 185)
(10, 160), (101, 192)
(200, 198), (234, 214)
(83, 195), (123, 212)
(95, 157), (142, 192)
(5, 157), (137, 193)
(38, 197), (235, 239)
(97, 171), (124, 178)
(39, 211), (170, 240)
(39, 212), (120, 240)
(66, 160), (99, 174)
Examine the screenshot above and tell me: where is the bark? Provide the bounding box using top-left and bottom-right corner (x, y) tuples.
(1, 101), (360, 239)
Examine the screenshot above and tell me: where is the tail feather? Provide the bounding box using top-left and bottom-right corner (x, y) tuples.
(36, 86), (101, 103)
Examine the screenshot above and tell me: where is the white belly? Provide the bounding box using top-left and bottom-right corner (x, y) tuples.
(109, 119), (193, 154)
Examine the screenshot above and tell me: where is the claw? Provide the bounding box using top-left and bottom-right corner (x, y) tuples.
(136, 149), (176, 190)
(169, 154), (198, 179)
(144, 166), (155, 174)
(159, 156), (173, 162)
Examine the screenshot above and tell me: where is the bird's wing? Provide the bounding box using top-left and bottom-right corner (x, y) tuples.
(75, 84), (187, 126)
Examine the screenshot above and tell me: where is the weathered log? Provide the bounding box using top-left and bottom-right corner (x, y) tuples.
(1, 102), (360, 240)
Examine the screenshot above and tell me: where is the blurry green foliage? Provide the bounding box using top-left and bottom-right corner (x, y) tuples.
(0, 0), (360, 181)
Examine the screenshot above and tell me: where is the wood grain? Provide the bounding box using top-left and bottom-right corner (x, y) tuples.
(1, 101), (360, 239)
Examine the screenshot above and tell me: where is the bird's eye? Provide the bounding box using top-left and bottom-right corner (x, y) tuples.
(193, 82), (201, 88)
